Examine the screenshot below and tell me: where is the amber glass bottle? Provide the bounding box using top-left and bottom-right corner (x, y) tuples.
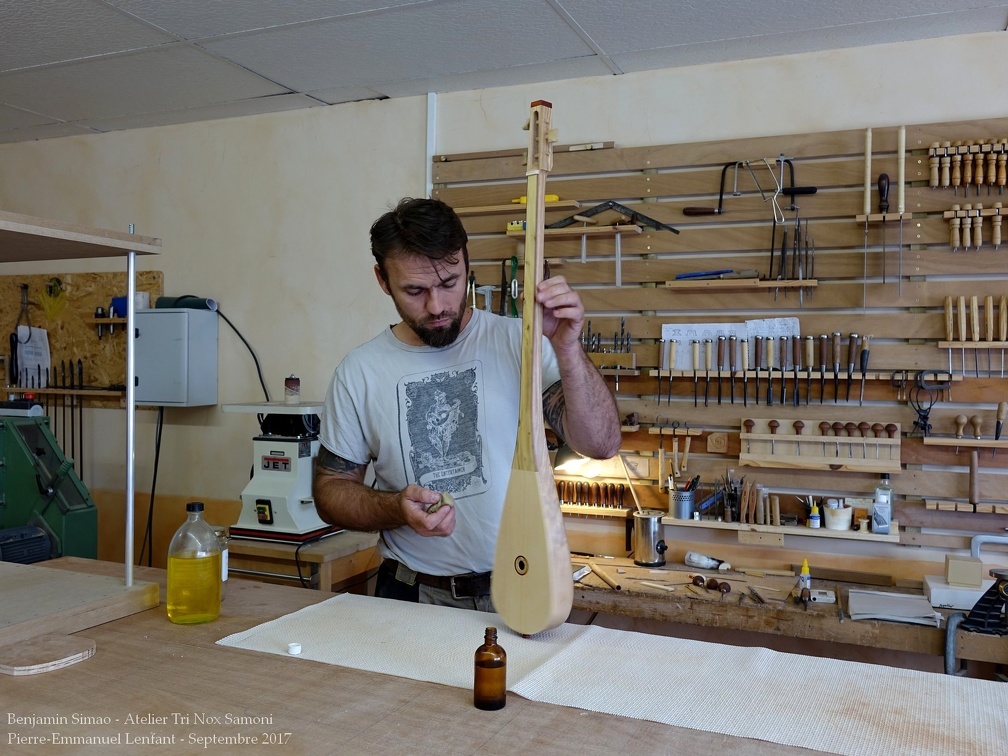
(473, 626), (507, 710)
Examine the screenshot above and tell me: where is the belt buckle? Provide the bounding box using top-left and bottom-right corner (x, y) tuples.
(450, 575), (466, 600)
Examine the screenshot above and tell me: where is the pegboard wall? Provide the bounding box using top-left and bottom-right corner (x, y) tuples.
(433, 116), (1008, 548)
(2, 271), (163, 402)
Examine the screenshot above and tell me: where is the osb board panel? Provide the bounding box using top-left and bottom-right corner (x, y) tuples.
(2, 271), (162, 399)
(0, 559), (159, 647)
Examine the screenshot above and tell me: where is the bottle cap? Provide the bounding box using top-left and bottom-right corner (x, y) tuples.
(186, 501), (205, 512)
(881, 473), (890, 481)
(801, 558), (810, 575)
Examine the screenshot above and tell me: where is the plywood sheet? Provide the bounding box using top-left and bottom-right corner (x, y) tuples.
(0, 560), (159, 647)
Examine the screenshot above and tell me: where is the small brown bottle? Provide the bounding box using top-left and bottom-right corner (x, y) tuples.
(473, 626), (506, 710)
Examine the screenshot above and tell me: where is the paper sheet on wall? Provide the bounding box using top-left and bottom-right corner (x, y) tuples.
(15, 326), (51, 387)
(661, 317), (800, 370)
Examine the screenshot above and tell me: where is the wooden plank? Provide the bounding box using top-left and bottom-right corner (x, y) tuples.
(0, 210), (161, 263)
(0, 559), (159, 647)
(0, 633), (96, 676)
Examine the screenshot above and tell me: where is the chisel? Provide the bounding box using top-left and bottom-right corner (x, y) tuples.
(704, 338), (712, 407)
(658, 338), (668, 402)
(859, 335), (871, 406)
(958, 294), (967, 377)
(845, 333), (859, 402)
(944, 295), (955, 376)
(754, 336), (763, 406)
(692, 340), (700, 408)
(728, 335), (737, 404)
(716, 335), (725, 405)
(995, 401), (1007, 459)
(804, 336), (814, 406)
(1001, 295), (1007, 377)
(779, 335), (787, 405)
(741, 338), (749, 407)
(765, 336), (774, 406)
(792, 335), (801, 407)
(971, 295), (980, 377)
(667, 340), (676, 405)
(818, 334), (828, 404)
(832, 332), (842, 403)
(985, 295), (994, 375)
(878, 173), (889, 284)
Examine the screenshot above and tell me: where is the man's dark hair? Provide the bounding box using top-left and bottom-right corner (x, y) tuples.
(370, 197), (469, 279)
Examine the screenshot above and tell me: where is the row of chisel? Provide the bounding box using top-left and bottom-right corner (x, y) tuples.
(13, 358), (86, 481)
(655, 333), (872, 407)
(943, 294), (1008, 377)
(556, 480), (627, 510)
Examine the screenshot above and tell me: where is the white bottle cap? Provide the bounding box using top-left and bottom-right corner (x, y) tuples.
(287, 642), (302, 655)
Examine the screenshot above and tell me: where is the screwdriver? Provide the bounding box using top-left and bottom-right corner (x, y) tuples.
(717, 335), (725, 405)
(819, 334), (828, 404)
(754, 336), (763, 406)
(859, 335), (871, 406)
(805, 335), (814, 406)
(845, 333), (859, 402)
(832, 332), (842, 403)
(728, 334), (737, 404)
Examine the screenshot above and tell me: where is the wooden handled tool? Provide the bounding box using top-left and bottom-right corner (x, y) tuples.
(492, 100), (572, 636)
(804, 335), (814, 406)
(741, 338), (749, 407)
(958, 295), (968, 376)
(971, 294), (980, 377)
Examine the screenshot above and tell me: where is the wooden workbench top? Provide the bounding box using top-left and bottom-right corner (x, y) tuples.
(6, 559), (805, 755)
(570, 556), (1007, 665)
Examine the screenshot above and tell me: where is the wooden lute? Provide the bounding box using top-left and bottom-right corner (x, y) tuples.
(491, 100), (573, 635)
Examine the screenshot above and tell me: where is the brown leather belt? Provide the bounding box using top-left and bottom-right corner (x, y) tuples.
(386, 559), (491, 599)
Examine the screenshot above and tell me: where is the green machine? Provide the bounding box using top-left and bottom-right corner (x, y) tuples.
(0, 410), (97, 560)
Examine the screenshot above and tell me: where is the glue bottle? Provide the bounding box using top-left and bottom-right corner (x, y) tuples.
(808, 503), (821, 529)
(872, 474), (892, 535)
(799, 559), (812, 593)
(166, 502), (222, 624)
(473, 626), (507, 710)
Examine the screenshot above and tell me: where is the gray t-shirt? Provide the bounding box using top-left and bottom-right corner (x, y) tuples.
(319, 308), (561, 575)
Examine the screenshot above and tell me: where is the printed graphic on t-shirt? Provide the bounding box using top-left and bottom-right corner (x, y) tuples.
(400, 362), (488, 497)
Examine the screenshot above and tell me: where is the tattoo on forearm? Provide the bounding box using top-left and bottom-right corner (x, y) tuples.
(316, 446), (366, 475)
(542, 381), (567, 441)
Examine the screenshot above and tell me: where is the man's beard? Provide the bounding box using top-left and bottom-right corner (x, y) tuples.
(394, 295), (467, 348)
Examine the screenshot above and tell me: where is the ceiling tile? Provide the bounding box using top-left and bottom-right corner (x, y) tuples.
(108, 0), (438, 40)
(0, 0), (175, 72)
(0, 45), (289, 122)
(201, 0), (593, 92)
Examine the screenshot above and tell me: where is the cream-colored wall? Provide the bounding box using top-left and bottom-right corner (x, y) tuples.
(1, 31), (1005, 505)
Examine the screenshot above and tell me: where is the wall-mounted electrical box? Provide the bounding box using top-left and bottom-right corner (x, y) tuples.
(135, 309), (218, 406)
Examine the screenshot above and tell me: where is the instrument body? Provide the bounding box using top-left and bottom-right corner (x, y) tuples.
(492, 101), (573, 635)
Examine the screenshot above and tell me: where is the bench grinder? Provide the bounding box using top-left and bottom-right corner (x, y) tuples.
(222, 402), (338, 543)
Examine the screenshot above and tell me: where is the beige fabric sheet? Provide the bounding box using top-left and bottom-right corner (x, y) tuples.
(218, 593), (1007, 755)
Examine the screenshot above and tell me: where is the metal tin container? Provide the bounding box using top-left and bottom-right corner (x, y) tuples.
(633, 509), (667, 566)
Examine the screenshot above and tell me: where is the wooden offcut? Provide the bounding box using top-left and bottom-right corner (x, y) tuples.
(0, 559), (159, 648)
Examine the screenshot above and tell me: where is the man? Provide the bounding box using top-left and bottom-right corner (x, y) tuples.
(313, 197), (621, 610)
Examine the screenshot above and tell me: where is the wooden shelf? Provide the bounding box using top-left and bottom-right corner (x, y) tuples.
(925, 499), (1008, 514)
(855, 213), (907, 224)
(739, 419), (901, 473)
(664, 277), (818, 291)
(921, 436), (1008, 449)
(0, 210), (161, 263)
(454, 200), (581, 216)
(661, 516), (902, 544)
(85, 317), (128, 325)
(506, 224), (642, 240)
(560, 504), (634, 519)
(8, 387), (125, 398)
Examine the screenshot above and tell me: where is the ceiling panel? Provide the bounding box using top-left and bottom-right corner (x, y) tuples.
(0, 0), (1005, 143)
(1, 45), (288, 123)
(201, 0), (593, 93)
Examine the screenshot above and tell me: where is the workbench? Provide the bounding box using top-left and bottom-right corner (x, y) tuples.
(227, 530), (379, 592)
(570, 556), (1008, 669)
(5, 559), (809, 755)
